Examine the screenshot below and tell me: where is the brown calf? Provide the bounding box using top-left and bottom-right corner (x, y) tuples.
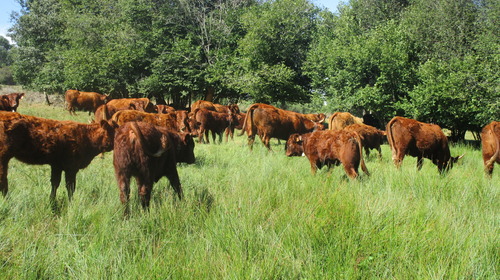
(0, 92), (25, 112)
(386, 116), (463, 173)
(65, 90), (109, 115)
(481, 121), (500, 176)
(193, 108), (236, 143)
(0, 112), (116, 202)
(113, 122), (195, 210)
(344, 123), (386, 158)
(111, 110), (179, 131)
(328, 112), (363, 130)
(240, 103), (324, 150)
(286, 130), (369, 178)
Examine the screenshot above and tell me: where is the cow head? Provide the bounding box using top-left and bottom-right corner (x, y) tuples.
(175, 133), (196, 164)
(286, 133), (304, 157)
(440, 153), (465, 173)
(98, 120), (118, 152)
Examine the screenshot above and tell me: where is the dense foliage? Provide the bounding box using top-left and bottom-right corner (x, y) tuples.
(6, 0), (500, 138)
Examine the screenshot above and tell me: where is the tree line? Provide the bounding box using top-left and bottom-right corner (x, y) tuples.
(2, 0), (499, 140)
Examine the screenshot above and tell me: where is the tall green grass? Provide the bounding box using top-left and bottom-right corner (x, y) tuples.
(0, 104), (497, 279)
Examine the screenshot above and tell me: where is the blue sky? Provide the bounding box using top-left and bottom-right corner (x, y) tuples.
(0, 0), (343, 44)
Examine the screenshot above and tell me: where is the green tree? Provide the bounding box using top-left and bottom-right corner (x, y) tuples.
(234, 0), (319, 103)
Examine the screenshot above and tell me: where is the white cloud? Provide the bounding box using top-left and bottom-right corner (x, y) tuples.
(0, 24), (14, 44)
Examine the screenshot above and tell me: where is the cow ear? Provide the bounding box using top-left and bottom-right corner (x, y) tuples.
(294, 134), (302, 143)
(453, 153), (465, 163)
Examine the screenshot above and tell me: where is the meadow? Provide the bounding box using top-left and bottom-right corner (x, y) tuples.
(0, 101), (497, 279)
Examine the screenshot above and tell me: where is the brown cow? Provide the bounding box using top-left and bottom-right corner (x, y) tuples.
(225, 112), (246, 141)
(0, 112), (116, 202)
(481, 121), (500, 176)
(94, 98), (157, 123)
(65, 90), (109, 115)
(240, 103), (324, 150)
(286, 130), (369, 178)
(344, 123), (386, 158)
(304, 113), (326, 123)
(328, 112), (363, 130)
(386, 116), (463, 173)
(191, 100), (217, 112)
(156, 104), (176, 114)
(111, 110), (179, 131)
(175, 110), (192, 133)
(0, 92), (25, 112)
(192, 108), (236, 143)
(113, 122), (195, 211)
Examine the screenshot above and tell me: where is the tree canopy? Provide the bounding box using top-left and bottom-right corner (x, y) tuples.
(7, 0), (499, 139)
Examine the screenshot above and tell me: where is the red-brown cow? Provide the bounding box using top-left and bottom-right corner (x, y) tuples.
(192, 108), (236, 143)
(344, 123), (386, 158)
(0, 92), (25, 112)
(65, 90), (109, 115)
(113, 122), (195, 211)
(111, 110), (179, 130)
(191, 100), (217, 112)
(286, 130), (369, 178)
(240, 103), (324, 150)
(156, 104), (176, 114)
(225, 112), (246, 141)
(386, 116), (463, 173)
(175, 110), (192, 133)
(0, 112), (116, 202)
(481, 121), (500, 176)
(328, 112), (363, 130)
(94, 98), (157, 123)
(304, 113), (326, 123)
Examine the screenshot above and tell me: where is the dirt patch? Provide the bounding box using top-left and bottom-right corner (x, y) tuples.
(0, 85), (66, 108)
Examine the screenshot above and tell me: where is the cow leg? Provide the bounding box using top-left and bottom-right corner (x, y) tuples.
(309, 161), (318, 175)
(247, 135), (255, 150)
(64, 170), (77, 201)
(165, 164), (183, 200)
(263, 135), (272, 150)
(205, 130), (210, 144)
(0, 158), (10, 196)
(364, 147), (370, 158)
(376, 146), (382, 159)
(342, 162), (359, 179)
(484, 159), (494, 177)
(115, 171), (131, 216)
(50, 167), (63, 202)
(392, 149), (404, 168)
(136, 177), (152, 209)
(416, 155), (424, 171)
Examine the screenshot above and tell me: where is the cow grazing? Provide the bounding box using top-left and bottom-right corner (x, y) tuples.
(240, 103), (324, 150)
(113, 122), (195, 210)
(286, 130), (369, 178)
(0, 92), (25, 112)
(0, 112), (116, 202)
(111, 110), (179, 131)
(328, 112), (363, 130)
(343, 123), (386, 158)
(386, 116), (463, 173)
(192, 108), (236, 143)
(94, 98), (157, 123)
(65, 90), (109, 115)
(481, 121), (500, 176)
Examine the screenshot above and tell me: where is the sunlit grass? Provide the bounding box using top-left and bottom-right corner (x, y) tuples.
(0, 103), (497, 278)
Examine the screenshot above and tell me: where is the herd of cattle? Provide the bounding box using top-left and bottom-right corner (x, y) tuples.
(0, 90), (498, 213)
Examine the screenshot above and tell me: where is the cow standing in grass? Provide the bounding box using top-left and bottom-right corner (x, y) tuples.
(113, 122), (195, 211)
(481, 121), (500, 176)
(0, 112), (116, 202)
(386, 116), (463, 173)
(286, 130), (369, 178)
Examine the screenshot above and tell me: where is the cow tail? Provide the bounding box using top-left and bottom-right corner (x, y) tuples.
(130, 122), (169, 157)
(386, 117), (397, 156)
(111, 109), (121, 124)
(239, 105), (256, 136)
(485, 123), (500, 168)
(328, 112), (339, 130)
(355, 132), (370, 176)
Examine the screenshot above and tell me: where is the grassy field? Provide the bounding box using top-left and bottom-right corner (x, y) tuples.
(0, 102), (497, 279)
